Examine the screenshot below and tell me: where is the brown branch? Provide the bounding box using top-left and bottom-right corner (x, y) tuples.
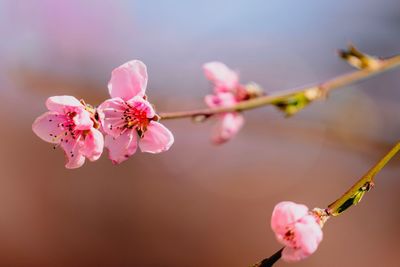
(250, 140), (400, 266)
(159, 51), (400, 120)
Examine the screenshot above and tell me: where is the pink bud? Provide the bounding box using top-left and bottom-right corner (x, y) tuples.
(271, 201), (323, 262)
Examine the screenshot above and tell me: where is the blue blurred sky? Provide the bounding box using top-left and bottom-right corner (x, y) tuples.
(1, 0), (399, 140)
(1, 0), (400, 98)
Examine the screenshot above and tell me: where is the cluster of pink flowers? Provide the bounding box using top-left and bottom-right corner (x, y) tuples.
(203, 62), (259, 144)
(33, 60), (262, 168)
(270, 201), (324, 262)
(32, 60), (174, 168)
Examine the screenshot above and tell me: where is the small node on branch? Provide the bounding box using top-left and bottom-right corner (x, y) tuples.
(272, 88), (321, 117)
(152, 114), (161, 122)
(192, 114), (211, 123)
(244, 82), (264, 99)
(339, 45), (381, 70)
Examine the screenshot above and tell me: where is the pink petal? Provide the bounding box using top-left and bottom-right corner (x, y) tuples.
(212, 112), (244, 144)
(108, 60), (148, 100)
(203, 62), (239, 93)
(294, 215), (323, 254)
(60, 137), (86, 169)
(139, 121), (174, 154)
(281, 246), (310, 262)
(281, 216), (322, 262)
(105, 130), (138, 164)
(73, 109), (94, 130)
(81, 128), (104, 162)
(126, 96), (156, 118)
(271, 201), (309, 236)
(97, 97), (126, 137)
(204, 92), (237, 108)
(32, 112), (66, 144)
(46, 96), (83, 113)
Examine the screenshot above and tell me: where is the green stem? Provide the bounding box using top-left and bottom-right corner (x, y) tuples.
(327, 141), (400, 216)
(159, 54), (400, 120)
(251, 141), (400, 267)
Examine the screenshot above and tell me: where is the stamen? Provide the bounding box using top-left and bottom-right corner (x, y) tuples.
(105, 101), (152, 136)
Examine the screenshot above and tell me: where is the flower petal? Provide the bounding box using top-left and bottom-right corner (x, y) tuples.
(81, 128), (104, 162)
(139, 121), (174, 154)
(203, 62), (239, 93)
(60, 136), (85, 169)
(204, 92), (237, 108)
(108, 60), (148, 100)
(281, 246), (310, 262)
(211, 112), (244, 144)
(46, 96), (83, 113)
(281, 216), (323, 262)
(294, 215), (323, 254)
(73, 109), (94, 130)
(126, 96), (156, 118)
(97, 97), (127, 137)
(105, 130), (138, 164)
(271, 201), (309, 236)
(32, 111), (66, 144)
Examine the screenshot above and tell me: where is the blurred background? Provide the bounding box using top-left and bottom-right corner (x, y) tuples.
(0, 0), (399, 266)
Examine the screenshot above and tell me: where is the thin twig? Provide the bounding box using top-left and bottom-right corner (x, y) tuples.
(251, 140), (400, 266)
(327, 141), (400, 216)
(159, 53), (400, 120)
(251, 248), (283, 267)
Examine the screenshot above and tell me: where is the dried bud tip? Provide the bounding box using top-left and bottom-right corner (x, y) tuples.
(339, 45), (381, 70)
(192, 114), (210, 123)
(245, 82), (264, 98)
(152, 114), (161, 122)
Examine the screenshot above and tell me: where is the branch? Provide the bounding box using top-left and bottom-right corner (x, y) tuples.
(159, 50), (400, 120)
(250, 248), (283, 267)
(251, 140), (400, 266)
(327, 140), (400, 216)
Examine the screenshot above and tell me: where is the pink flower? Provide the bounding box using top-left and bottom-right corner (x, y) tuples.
(204, 62), (240, 93)
(203, 62), (247, 144)
(32, 96), (104, 169)
(97, 60), (174, 164)
(271, 201), (323, 262)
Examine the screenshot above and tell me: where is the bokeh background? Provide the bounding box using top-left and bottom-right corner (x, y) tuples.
(0, 0), (399, 266)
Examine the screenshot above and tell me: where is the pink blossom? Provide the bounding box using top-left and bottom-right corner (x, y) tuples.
(203, 62), (248, 144)
(97, 60), (174, 164)
(271, 201), (323, 262)
(203, 62), (239, 93)
(32, 96), (104, 169)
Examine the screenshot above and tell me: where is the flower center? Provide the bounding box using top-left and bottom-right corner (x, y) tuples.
(284, 229), (295, 242)
(53, 112), (91, 141)
(121, 103), (150, 136)
(49, 112), (81, 148)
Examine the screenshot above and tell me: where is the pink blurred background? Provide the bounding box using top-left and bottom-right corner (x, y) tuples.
(0, 0), (399, 266)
